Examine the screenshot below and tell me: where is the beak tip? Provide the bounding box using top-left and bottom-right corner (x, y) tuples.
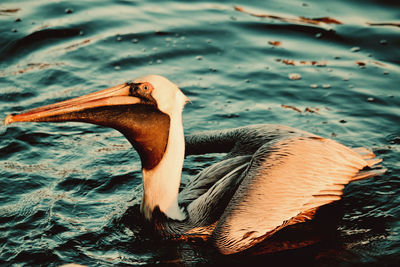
(4, 114), (15, 126)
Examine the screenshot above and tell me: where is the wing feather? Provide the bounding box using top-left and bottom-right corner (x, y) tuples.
(211, 136), (372, 254)
(179, 155), (251, 205)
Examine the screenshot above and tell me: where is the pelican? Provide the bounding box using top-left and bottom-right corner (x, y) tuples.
(4, 75), (385, 255)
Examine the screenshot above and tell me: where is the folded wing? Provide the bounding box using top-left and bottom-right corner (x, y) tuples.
(212, 136), (383, 254)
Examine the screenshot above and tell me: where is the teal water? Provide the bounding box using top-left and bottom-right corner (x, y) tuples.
(1, 0), (399, 265)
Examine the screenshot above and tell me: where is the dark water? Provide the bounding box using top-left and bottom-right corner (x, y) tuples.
(1, 0), (399, 265)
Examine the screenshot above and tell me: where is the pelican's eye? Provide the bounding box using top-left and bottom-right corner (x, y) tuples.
(127, 82), (156, 105)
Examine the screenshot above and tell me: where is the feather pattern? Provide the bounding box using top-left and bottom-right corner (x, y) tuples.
(162, 124), (385, 254)
(211, 135), (370, 254)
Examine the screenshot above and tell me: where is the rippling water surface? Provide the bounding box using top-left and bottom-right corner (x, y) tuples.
(1, 0), (399, 265)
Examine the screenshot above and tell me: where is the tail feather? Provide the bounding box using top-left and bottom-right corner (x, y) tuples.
(365, 158), (382, 167)
(352, 147), (376, 160)
(352, 168), (386, 181)
(350, 147), (386, 181)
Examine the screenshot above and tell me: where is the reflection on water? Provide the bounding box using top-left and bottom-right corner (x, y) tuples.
(1, 0), (399, 265)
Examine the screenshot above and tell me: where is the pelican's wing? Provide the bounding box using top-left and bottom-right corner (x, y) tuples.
(179, 155), (251, 206)
(211, 136), (383, 254)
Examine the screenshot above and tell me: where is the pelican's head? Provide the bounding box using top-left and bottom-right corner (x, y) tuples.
(4, 75), (188, 170)
(132, 75), (189, 114)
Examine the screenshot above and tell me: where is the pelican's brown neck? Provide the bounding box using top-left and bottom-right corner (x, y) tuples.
(106, 105), (170, 170)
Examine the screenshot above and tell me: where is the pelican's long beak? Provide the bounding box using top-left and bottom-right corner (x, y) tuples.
(4, 82), (141, 125)
(4, 81), (171, 170)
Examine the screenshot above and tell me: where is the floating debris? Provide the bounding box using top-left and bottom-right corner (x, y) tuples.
(132, 38), (139, 43)
(0, 8), (20, 13)
(380, 39), (388, 45)
(117, 36), (122, 41)
(314, 18), (342, 24)
(15, 18), (22, 22)
(11, 28), (18, 32)
(156, 59), (162, 64)
(288, 73), (301, 80)
(196, 55), (203, 60)
(315, 33), (322, 38)
(206, 39), (212, 44)
(114, 66), (120, 70)
(0, 62), (64, 77)
(367, 97), (375, 102)
(65, 8), (73, 14)
(281, 105), (320, 114)
(245, 79), (250, 83)
(310, 84), (318, 88)
(322, 84), (331, 89)
(234, 6), (342, 25)
(355, 61), (366, 66)
(283, 59), (295, 65)
(268, 40), (282, 46)
(305, 107), (320, 113)
(279, 59), (327, 67)
(339, 119), (347, 123)
(350, 46), (361, 52)
(383, 70), (389, 75)
(281, 104), (302, 113)
(65, 39), (91, 51)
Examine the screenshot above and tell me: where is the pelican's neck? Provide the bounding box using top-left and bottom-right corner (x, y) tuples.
(141, 98), (186, 221)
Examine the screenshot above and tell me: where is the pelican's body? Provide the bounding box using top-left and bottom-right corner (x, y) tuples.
(4, 75), (384, 254)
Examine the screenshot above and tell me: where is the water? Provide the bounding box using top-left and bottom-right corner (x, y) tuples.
(1, 0), (399, 265)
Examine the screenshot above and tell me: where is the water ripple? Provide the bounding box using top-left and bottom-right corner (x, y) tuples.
(0, 0), (399, 265)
